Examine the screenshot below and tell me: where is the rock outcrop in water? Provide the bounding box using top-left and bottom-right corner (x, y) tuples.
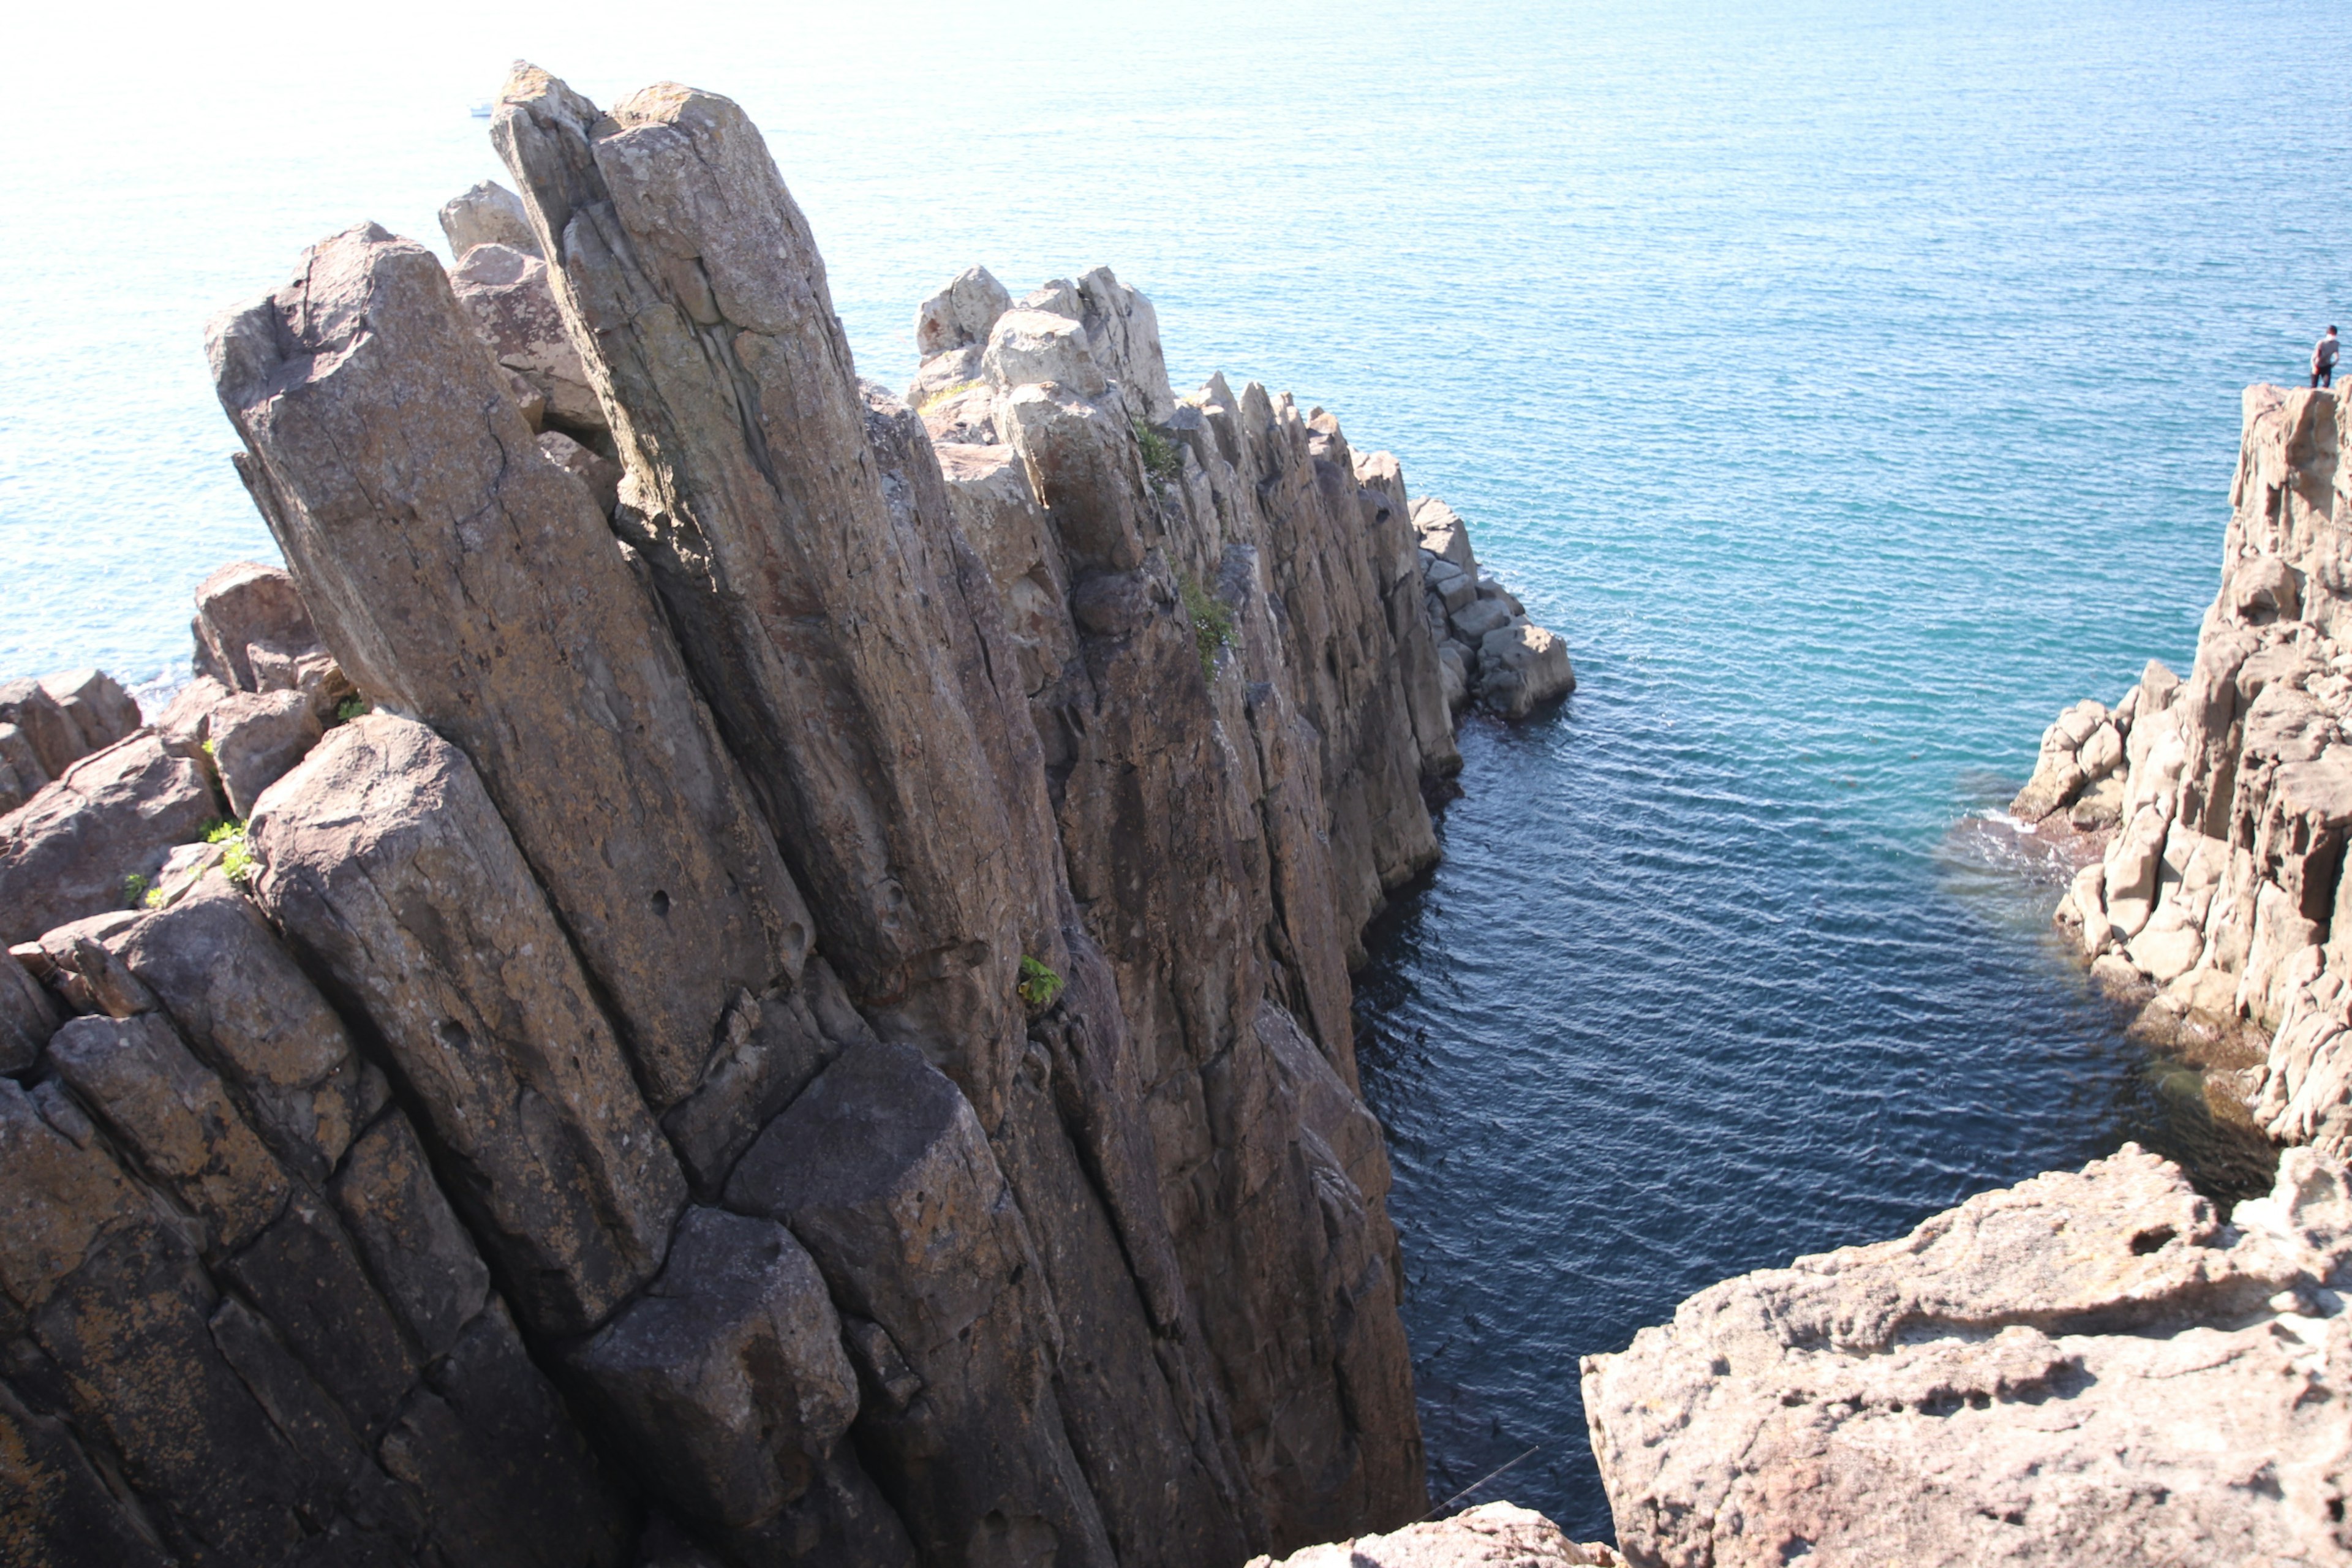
(2016, 385), (2352, 1156)
(1583, 1144), (2352, 1566)
(0, 62), (1577, 1568)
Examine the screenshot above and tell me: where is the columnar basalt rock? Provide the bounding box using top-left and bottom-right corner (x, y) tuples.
(0, 59), (1544, 1567)
(2024, 385), (2352, 1157)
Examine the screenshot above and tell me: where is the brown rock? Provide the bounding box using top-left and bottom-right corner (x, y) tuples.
(445, 240), (605, 434)
(192, 560), (322, 693)
(1584, 1146), (2352, 1567)
(247, 715), (685, 1335)
(0, 950), (63, 1073)
(156, 673), (232, 749)
(1250, 1503), (1621, 1567)
(725, 1041), (1115, 1567)
(566, 1205), (903, 1557)
(0, 718), (45, 813)
(119, 870), (373, 1183)
(328, 1109), (491, 1359)
(45, 1012), (290, 1253)
(496, 70), (1061, 1122)
(38, 669), (141, 756)
(207, 687), (322, 817)
(0, 678), (86, 780)
(211, 225), (812, 1116)
(438, 178), (538, 257)
(0, 733), (223, 946)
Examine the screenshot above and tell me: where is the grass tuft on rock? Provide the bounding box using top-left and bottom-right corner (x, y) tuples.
(1179, 573), (1236, 681)
(204, 819), (258, 887)
(1017, 955), (1064, 1011)
(1133, 418), (1183, 493)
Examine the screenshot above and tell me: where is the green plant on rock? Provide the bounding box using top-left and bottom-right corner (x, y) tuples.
(330, 693), (370, 727)
(201, 737), (216, 757)
(121, 872), (149, 908)
(1179, 573), (1236, 681)
(206, 819), (258, 888)
(1133, 418), (1183, 494)
(1017, 955), (1065, 1012)
(143, 884), (171, 910)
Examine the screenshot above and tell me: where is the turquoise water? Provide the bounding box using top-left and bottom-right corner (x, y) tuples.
(7, 0), (2348, 1542)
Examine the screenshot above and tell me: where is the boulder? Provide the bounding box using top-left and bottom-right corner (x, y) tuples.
(212, 224), (812, 1115)
(156, 673), (232, 750)
(45, 1012), (289, 1254)
(1074, 266), (1176, 422)
(438, 178), (539, 257)
(1585, 1145), (2352, 1568)
(118, 872), (374, 1183)
(913, 264), (1012, 357)
(0, 733), (222, 946)
(568, 1205), (912, 1562)
(1412, 497), (1477, 575)
(1246, 1503), (1621, 1567)
(724, 1041), (1115, 1567)
(0, 720), (44, 813)
(537, 428), (620, 517)
(247, 716), (685, 1336)
(985, 307), (1109, 396)
(37, 669), (140, 756)
(445, 241), (605, 434)
(0, 949), (64, 1072)
(192, 561), (323, 693)
(0, 678), (88, 779)
(1477, 624), (1574, 719)
(1449, 596), (1513, 644)
(207, 687), (322, 818)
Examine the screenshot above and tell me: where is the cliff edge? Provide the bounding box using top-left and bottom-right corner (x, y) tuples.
(0, 64), (1574, 1568)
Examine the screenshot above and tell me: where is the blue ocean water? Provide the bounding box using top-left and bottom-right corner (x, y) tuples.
(6, 0), (2348, 1543)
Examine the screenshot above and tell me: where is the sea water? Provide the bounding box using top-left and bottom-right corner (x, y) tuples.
(6, 0), (2349, 1540)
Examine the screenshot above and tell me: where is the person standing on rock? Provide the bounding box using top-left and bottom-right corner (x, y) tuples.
(2313, 325), (2340, 388)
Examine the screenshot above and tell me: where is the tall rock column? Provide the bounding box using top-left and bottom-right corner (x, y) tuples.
(207, 225), (813, 1128)
(492, 69), (1057, 1119)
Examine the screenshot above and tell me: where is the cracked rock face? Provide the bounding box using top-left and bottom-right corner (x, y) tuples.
(1583, 1145), (2352, 1567)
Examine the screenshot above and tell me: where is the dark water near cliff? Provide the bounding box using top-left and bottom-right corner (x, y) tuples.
(8, 0), (2352, 1544)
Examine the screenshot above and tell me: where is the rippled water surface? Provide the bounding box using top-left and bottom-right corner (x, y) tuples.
(8, 0), (2351, 1541)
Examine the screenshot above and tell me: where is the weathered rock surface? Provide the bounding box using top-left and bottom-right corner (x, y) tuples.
(248, 715), (686, 1335)
(0, 672), (141, 812)
(0, 733), (221, 944)
(445, 239), (606, 435)
(2034, 385), (2352, 1156)
(438, 176), (538, 257)
(1250, 1504), (1623, 1567)
(0, 59), (1505, 1567)
(1584, 1145), (2352, 1567)
(213, 223), (810, 1116)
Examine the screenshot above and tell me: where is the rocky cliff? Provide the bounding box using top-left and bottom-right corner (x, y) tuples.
(0, 64), (1575, 1568)
(2015, 383), (2352, 1157)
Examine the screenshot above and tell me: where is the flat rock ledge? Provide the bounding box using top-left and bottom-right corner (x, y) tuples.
(1247, 1502), (1621, 1567)
(1583, 1144), (2352, 1567)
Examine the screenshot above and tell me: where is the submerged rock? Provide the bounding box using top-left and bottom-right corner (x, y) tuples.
(1585, 1145), (2352, 1567)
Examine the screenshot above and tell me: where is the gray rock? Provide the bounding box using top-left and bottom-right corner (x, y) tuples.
(248, 716), (685, 1336)
(208, 687), (322, 817)
(0, 718), (45, 813)
(329, 1109), (491, 1359)
(1476, 624), (1575, 719)
(438, 178), (539, 257)
(0, 733), (222, 946)
(537, 428), (621, 517)
(913, 264), (1012, 357)
(156, 673), (232, 750)
(1411, 497), (1477, 575)
(1585, 1145), (2352, 1568)
(1075, 266), (1176, 421)
(985, 306), (1109, 397)
(1449, 595), (1513, 643)
(1, 948), (63, 1072)
(192, 560), (322, 694)
(120, 871), (371, 1183)
(446, 241), (605, 434)
(212, 225), (812, 1115)
(1248, 1503), (1621, 1567)
(38, 669), (141, 756)
(216, 1188), (419, 1434)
